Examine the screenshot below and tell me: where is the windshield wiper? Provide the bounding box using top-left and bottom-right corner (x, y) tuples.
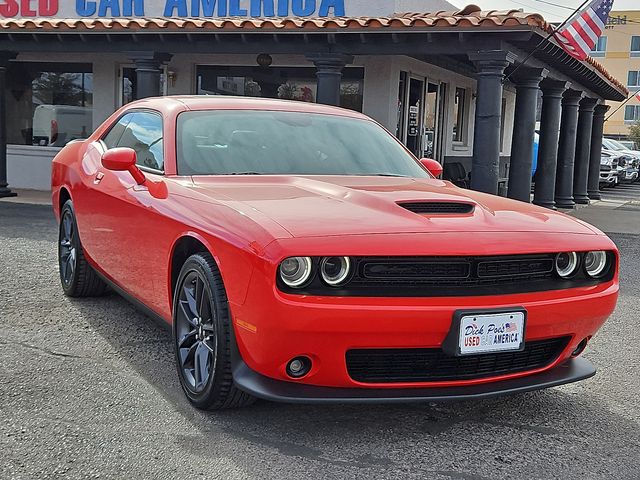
(369, 173), (410, 178)
(229, 172), (263, 176)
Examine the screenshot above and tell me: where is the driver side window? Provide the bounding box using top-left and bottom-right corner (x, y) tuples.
(118, 112), (164, 172)
(103, 111), (164, 172)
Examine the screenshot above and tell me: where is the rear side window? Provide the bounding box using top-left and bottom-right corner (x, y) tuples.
(118, 112), (164, 172)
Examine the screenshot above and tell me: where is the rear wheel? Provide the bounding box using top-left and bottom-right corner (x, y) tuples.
(58, 200), (107, 297)
(173, 253), (255, 410)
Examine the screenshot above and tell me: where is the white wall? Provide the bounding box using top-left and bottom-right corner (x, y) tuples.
(7, 145), (60, 191)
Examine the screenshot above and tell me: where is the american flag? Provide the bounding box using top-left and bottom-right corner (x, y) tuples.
(554, 0), (614, 61)
(505, 323), (518, 333)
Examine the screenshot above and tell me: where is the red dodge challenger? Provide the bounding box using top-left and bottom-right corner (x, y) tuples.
(51, 96), (619, 409)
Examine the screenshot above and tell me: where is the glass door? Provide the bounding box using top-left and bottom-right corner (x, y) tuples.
(423, 81), (439, 159)
(118, 65), (168, 107)
(405, 76), (425, 158)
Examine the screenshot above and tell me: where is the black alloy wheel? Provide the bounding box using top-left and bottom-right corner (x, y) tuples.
(172, 253), (254, 410)
(59, 208), (77, 288)
(57, 200), (107, 297)
(175, 270), (218, 394)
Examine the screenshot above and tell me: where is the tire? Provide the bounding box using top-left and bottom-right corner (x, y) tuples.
(58, 200), (108, 297)
(172, 252), (255, 410)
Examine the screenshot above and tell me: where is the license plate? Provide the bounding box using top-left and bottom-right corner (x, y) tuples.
(442, 308), (527, 356)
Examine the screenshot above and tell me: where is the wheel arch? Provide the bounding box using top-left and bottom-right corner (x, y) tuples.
(59, 187), (71, 211)
(169, 233), (217, 306)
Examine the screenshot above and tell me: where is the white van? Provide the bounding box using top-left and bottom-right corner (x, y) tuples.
(32, 105), (93, 147)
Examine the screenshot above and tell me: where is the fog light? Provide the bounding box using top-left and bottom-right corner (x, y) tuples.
(572, 338), (589, 357)
(286, 356), (312, 378)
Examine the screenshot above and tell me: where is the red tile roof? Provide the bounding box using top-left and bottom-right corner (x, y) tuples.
(0, 4), (627, 96)
(0, 6), (550, 32)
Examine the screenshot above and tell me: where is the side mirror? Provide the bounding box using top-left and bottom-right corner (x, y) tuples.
(102, 147), (146, 185)
(420, 158), (443, 178)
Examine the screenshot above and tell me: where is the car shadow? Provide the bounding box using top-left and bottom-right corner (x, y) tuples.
(70, 291), (637, 456)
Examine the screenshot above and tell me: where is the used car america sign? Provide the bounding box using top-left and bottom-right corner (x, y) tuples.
(0, 0), (345, 18)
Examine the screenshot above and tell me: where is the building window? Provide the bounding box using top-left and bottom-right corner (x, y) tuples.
(5, 62), (93, 147)
(628, 71), (640, 88)
(624, 105), (640, 123)
(631, 36), (640, 55)
(452, 87), (467, 143)
(195, 65), (364, 112)
(591, 36), (607, 56)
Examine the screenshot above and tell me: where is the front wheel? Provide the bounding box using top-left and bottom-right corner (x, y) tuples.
(173, 253), (255, 410)
(58, 200), (107, 297)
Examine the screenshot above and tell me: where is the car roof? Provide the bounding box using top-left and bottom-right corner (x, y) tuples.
(124, 95), (369, 120)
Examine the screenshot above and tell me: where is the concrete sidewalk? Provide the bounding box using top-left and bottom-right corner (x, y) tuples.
(0, 189), (52, 206)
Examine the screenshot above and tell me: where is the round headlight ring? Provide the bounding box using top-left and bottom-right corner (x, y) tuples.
(584, 251), (608, 278)
(320, 256), (351, 286)
(279, 257), (313, 288)
(555, 252), (579, 278)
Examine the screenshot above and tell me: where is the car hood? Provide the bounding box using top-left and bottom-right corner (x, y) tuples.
(189, 176), (599, 238)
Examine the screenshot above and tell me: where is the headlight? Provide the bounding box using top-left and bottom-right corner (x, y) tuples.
(555, 252), (579, 278)
(279, 257), (313, 288)
(320, 256), (351, 286)
(584, 251), (608, 278)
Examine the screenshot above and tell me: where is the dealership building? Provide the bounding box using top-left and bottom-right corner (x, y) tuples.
(0, 1), (629, 209)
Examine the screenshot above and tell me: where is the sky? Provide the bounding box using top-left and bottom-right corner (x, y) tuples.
(460, 0), (638, 22)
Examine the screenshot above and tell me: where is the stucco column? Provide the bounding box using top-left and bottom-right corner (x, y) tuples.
(588, 104), (610, 200)
(128, 52), (172, 100)
(306, 53), (354, 106)
(0, 52), (17, 198)
(533, 79), (570, 209)
(554, 89), (584, 209)
(507, 68), (548, 203)
(468, 51), (516, 195)
(573, 97), (598, 204)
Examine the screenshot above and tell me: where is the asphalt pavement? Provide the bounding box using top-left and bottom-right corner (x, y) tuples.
(1, 184), (639, 480)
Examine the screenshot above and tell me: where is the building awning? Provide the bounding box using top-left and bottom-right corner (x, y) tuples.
(0, 4), (628, 100)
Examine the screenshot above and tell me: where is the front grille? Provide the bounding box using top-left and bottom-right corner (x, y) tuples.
(349, 255), (557, 290)
(346, 337), (570, 383)
(398, 202), (475, 215)
(363, 261), (469, 279)
(477, 258), (554, 278)
(600, 165), (612, 172)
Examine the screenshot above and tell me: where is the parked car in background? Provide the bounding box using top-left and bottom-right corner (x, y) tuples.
(32, 105), (92, 147)
(617, 140), (637, 151)
(602, 138), (639, 183)
(600, 152), (619, 188)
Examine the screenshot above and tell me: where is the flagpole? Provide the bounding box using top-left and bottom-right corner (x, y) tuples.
(604, 88), (640, 122)
(503, 0), (592, 83)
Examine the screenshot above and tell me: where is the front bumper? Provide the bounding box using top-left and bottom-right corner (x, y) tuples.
(600, 171), (617, 185)
(230, 279), (617, 389)
(623, 169), (639, 183)
(233, 356), (596, 403)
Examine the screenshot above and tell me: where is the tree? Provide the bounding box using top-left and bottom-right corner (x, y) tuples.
(629, 121), (640, 149)
(31, 73), (88, 107)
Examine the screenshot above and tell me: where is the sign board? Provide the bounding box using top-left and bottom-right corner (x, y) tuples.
(0, 0), (455, 19)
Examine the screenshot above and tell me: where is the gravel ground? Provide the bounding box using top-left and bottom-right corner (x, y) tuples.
(1, 189), (639, 480)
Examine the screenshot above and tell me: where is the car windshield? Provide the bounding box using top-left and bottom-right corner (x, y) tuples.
(602, 138), (625, 151)
(176, 110), (429, 177)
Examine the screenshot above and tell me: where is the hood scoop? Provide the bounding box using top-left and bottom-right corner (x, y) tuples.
(397, 201), (475, 215)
